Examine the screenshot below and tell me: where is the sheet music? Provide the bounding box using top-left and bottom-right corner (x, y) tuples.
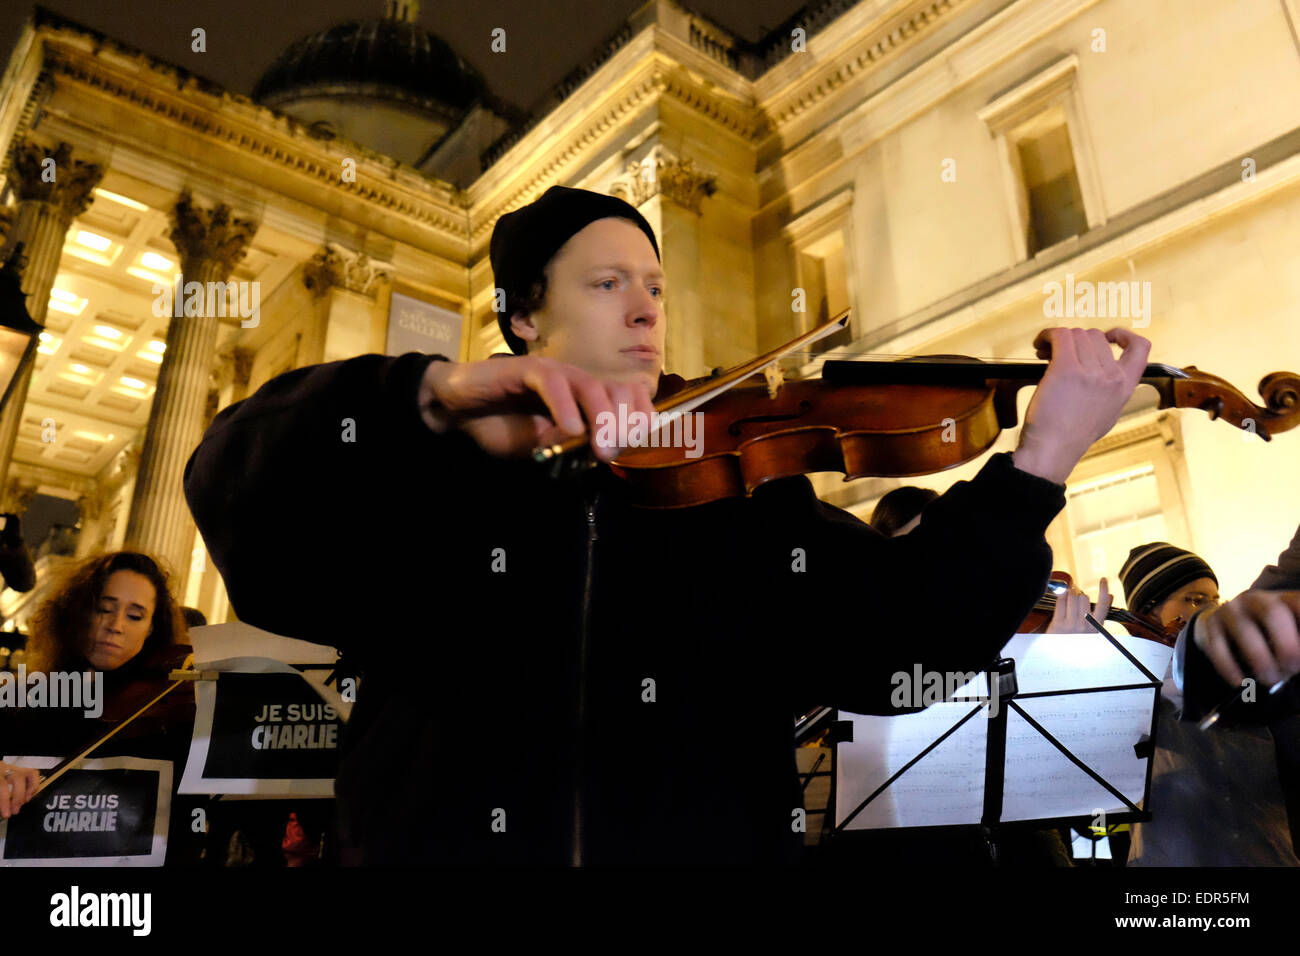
(189, 622), (339, 668)
(1003, 689), (1155, 820)
(835, 632), (1169, 830)
(836, 701), (987, 828)
(999, 632), (1172, 691)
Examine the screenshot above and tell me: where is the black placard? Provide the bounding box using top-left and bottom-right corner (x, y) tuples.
(202, 673), (343, 779)
(4, 767), (159, 860)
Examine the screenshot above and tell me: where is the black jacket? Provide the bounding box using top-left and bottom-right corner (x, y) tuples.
(1179, 523), (1300, 855)
(183, 352), (1066, 864)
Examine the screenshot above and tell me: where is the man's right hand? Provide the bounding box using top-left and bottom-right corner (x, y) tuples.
(1194, 590), (1300, 689)
(417, 356), (657, 461)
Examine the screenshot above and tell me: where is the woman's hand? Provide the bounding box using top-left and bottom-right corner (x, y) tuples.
(0, 761), (41, 819)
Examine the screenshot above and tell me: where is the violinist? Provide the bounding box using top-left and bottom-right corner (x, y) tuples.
(185, 184), (1153, 865)
(0, 551), (200, 862)
(1118, 542), (1298, 865)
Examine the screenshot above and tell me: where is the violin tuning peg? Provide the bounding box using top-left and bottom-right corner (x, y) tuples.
(1198, 396), (1224, 420)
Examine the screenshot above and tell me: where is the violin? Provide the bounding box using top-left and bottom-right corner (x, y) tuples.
(1018, 571), (1181, 646)
(534, 313), (1300, 508)
(32, 642), (196, 798)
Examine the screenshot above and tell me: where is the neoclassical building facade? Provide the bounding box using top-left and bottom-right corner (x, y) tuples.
(0, 0), (1298, 633)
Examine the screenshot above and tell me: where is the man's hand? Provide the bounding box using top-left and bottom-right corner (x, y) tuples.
(418, 356), (656, 461)
(1012, 328), (1151, 484)
(1193, 590), (1300, 689)
(1045, 577), (1112, 634)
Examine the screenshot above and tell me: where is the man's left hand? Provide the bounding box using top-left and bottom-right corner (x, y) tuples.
(1012, 327), (1151, 484)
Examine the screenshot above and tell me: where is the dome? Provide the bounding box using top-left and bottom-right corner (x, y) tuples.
(253, 17), (488, 123)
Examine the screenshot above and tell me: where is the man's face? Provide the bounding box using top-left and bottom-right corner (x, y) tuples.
(1153, 576), (1220, 627)
(510, 217), (665, 394)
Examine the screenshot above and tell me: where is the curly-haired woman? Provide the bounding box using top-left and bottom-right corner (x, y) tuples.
(0, 551), (188, 822)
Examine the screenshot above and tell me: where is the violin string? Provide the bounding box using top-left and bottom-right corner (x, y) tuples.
(779, 351), (1036, 364)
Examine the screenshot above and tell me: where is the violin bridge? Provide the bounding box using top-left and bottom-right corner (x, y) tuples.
(763, 363), (785, 400)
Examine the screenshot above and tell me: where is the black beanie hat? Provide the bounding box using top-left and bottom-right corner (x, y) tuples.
(489, 185), (661, 355)
(1119, 542), (1217, 615)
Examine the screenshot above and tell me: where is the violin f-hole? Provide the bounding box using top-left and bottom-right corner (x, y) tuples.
(727, 400), (814, 436)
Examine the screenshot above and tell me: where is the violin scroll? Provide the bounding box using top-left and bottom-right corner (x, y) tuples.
(1162, 367), (1300, 440)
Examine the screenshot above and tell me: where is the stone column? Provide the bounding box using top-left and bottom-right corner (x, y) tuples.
(124, 192), (255, 587)
(0, 141), (103, 503)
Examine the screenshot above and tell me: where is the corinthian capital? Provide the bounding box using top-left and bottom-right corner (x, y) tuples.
(9, 140), (104, 216)
(76, 490), (105, 523)
(658, 155), (717, 214)
(169, 191), (257, 279)
(609, 147), (716, 214)
(1, 477), (38, 515)
(301, 243), (389, 299)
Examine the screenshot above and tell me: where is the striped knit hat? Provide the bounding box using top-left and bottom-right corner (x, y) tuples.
(1119, 542), (1217, 616)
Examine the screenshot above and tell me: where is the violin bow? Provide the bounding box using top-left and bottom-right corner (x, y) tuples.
(532, 310), (851, 474)
(29, 653), (198, 798)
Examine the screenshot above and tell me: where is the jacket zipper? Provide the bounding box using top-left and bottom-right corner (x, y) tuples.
(571, 489), (599, 866)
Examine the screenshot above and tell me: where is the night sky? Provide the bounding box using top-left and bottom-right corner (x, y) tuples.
(0, 0), (811, 115)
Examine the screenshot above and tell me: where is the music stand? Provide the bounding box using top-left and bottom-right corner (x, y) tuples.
(827, 622), (1168, 857)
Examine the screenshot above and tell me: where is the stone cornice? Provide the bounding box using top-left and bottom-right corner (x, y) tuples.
(0, 21), (46, 189)
(467, 2), (961, 244)
(35, 29), (468, 240)
(755, 0), (1105, 211)
(755, 0), (966, 132)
